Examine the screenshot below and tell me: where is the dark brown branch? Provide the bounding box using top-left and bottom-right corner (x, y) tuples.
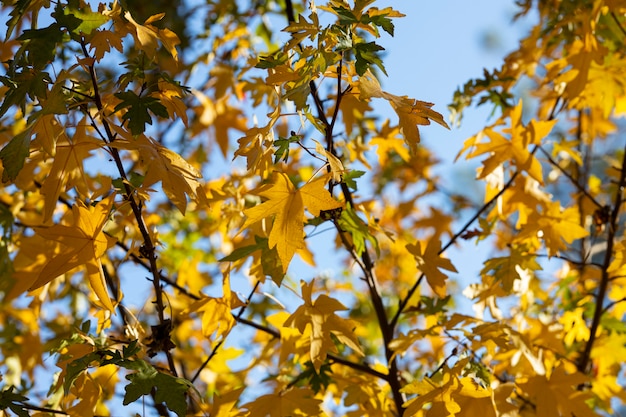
(17, 402), (69, 415)
(577, 139), (626, 373)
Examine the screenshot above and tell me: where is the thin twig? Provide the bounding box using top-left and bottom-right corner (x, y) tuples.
(537, 144), (604, 210)
(391, 167), (520, 329)
(190, 281), (261, 383)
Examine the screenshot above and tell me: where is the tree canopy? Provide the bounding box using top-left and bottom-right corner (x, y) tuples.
(0, 0), (625, 416)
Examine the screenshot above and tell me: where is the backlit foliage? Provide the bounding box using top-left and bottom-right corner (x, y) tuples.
(0, 0), (625, 416)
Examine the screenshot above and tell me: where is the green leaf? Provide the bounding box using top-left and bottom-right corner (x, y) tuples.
(256, 236), (284, 285)
(417, 295), (451, 315)
(273, 133), (301, 164)
(601, 316), (626, 334)
(299, 361), (333, 393)
(255, 52), (288, 69)
(0, 71), (51, 118)
(64, 6), (109, 35)
(114, 91), (169, 135)
(0, 128), (32, 183)
(123, 361), (193, 417)
(342, 170), (365, 191)
(18, 24), (65, 70)
(6, 0), (31, 39)
(333, 6), (358, 25)
(354, 42), (386, 76)
(219, 242), (263, 262)
(368, 14), (395, 36)
(0, 387), (30, 417)
(337, 204), (379, 256)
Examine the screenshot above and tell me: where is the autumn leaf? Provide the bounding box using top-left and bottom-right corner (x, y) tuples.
(406, 239), (457, 298)
(464, 100), (556, 183)
(242, 173), (343, 271)
(112, 132), (208, 213)
(31, 195), (117, 311)
(123, 12), (180, 60)
(517, 363), (597, 417)
(180, 270), (243, 342)
(241, 387), (323, 417)
(284, 280), (363, 371)
(516, 201), (588, 256)
(313, 139), (345, 183)
(357, 70), (449, 153)
(40, 125), (102, 220)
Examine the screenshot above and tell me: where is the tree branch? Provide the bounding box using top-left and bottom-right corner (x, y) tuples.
(79, 38), (178, 377)
(577, 139), (626, 373)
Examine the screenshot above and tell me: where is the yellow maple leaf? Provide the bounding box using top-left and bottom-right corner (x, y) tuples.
(313, 139), (345, 183)
(402, 372), (461, 417)
(40, 128), (102, 221)
(89, 29), (124, 62)
(112, 132), (208, 214)
(124, 12), (180, 60)
(517, 363), (597, 417)
(242, 173), (343, 271)
(241, 387), (323, 417)
(180, 269), (243, 342)
(466, 100), (556, 183)
(406, 238), (457, 298)
(32, 196), (118, 311)
(284, 280), (363, 371)
(357, 70), (449, 153)
(517, 201), (588, 256)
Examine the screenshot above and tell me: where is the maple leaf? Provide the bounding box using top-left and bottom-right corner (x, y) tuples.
(406, 238), (457, 298)
(114, 91), (169, 135)
(180, 270), (243, 342)
(284, 280), (363, 372)
(242, 173), (343, 272)
(40, 126), (102, 221)
(89, 29), (124, 62)
(313, 139), (345, 183)
(123, 360), (193, 417)
(480, 246), (542, 293)
(112, 132), (208, 213)
(517, 363), (597, 417)
(241, 387), (323, 417)
(465, 100), (556, 183)
(123, 12), (180, 60)
(0, 127), (31, 183)
(517, 201), (588, 256)
(357, 70), (449, 153)
(31, 196), (117, 311)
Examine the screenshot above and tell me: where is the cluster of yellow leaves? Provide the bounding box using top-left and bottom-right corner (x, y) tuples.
(459, 100), (556, 183)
